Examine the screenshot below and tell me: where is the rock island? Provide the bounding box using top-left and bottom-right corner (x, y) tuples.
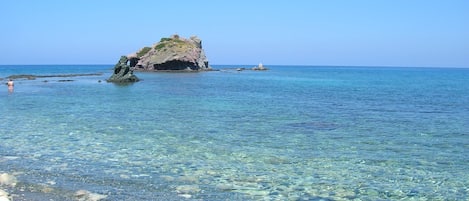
(127, 34), (210, 71)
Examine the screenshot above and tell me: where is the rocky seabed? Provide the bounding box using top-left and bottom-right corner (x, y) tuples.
(0, 171), (107, 201)
(0, 172), (15, 201)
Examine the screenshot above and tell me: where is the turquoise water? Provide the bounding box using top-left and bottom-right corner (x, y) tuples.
(0, 65), (468, 200)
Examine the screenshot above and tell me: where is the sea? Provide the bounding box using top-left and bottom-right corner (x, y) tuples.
(0, 65), (468, 200)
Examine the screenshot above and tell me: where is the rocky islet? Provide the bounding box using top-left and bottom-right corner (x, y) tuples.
(128, 34), (211, 71)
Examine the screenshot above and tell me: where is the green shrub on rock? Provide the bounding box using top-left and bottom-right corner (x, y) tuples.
(137, 47), (152, 57)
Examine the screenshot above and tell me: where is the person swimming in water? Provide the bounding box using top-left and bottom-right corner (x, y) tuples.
(7, 79), (14, 93)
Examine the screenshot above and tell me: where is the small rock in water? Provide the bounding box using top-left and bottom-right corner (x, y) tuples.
(176, 185), (201, 194)
(178, 194), (192, 199)
(0, 173), (17, 187)
(75, 190), (107, 201)
(119, 174), (131, 179)
(0, 189), (10, 201)
(216, 183), (235, 191)
(160, 175), (175, 181)
(178, 175), (198, 182)
(88, 193), (108, 201)
(2, 156), (19, 160)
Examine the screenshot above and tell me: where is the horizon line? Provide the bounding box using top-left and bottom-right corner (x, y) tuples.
(0, 64), (468, 69)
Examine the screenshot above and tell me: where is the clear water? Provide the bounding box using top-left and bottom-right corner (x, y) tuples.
(0, 65), (468, 200)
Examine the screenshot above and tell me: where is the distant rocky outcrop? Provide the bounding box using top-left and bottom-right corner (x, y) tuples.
(107, 56), (140, 83)
(252, 63), (268, 70)
(127, 34), (210, 71)
(6, 73), (103, 80)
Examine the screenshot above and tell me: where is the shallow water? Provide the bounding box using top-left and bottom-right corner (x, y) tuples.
(1, 65), (468, 200)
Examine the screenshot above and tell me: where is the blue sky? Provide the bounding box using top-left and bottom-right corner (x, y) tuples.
(1, 0), (468, 67)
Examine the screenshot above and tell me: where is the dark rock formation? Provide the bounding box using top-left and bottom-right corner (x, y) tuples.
(128, 35), (210, 71)
(107, 56), (140, 83)
(6, 73), (103, 80)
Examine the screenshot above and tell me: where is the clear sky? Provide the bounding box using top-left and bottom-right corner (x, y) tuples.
(1, 0), (468, 67)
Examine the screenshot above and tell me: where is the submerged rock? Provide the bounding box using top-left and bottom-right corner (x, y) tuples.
(128, 34), (211, 71)
(176, 185), (201, 194)
(0, 173), (17, 187)
(107, 56), (140, 83)
(75, 190), (107, 201)
(0, 189), (10, 201)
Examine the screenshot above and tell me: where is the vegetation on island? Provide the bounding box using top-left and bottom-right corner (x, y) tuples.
(159, 37), (172, 43)
(155, 43), (166, 51)
(136, 47), (152, 57)
(154, 35), (194, 51)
